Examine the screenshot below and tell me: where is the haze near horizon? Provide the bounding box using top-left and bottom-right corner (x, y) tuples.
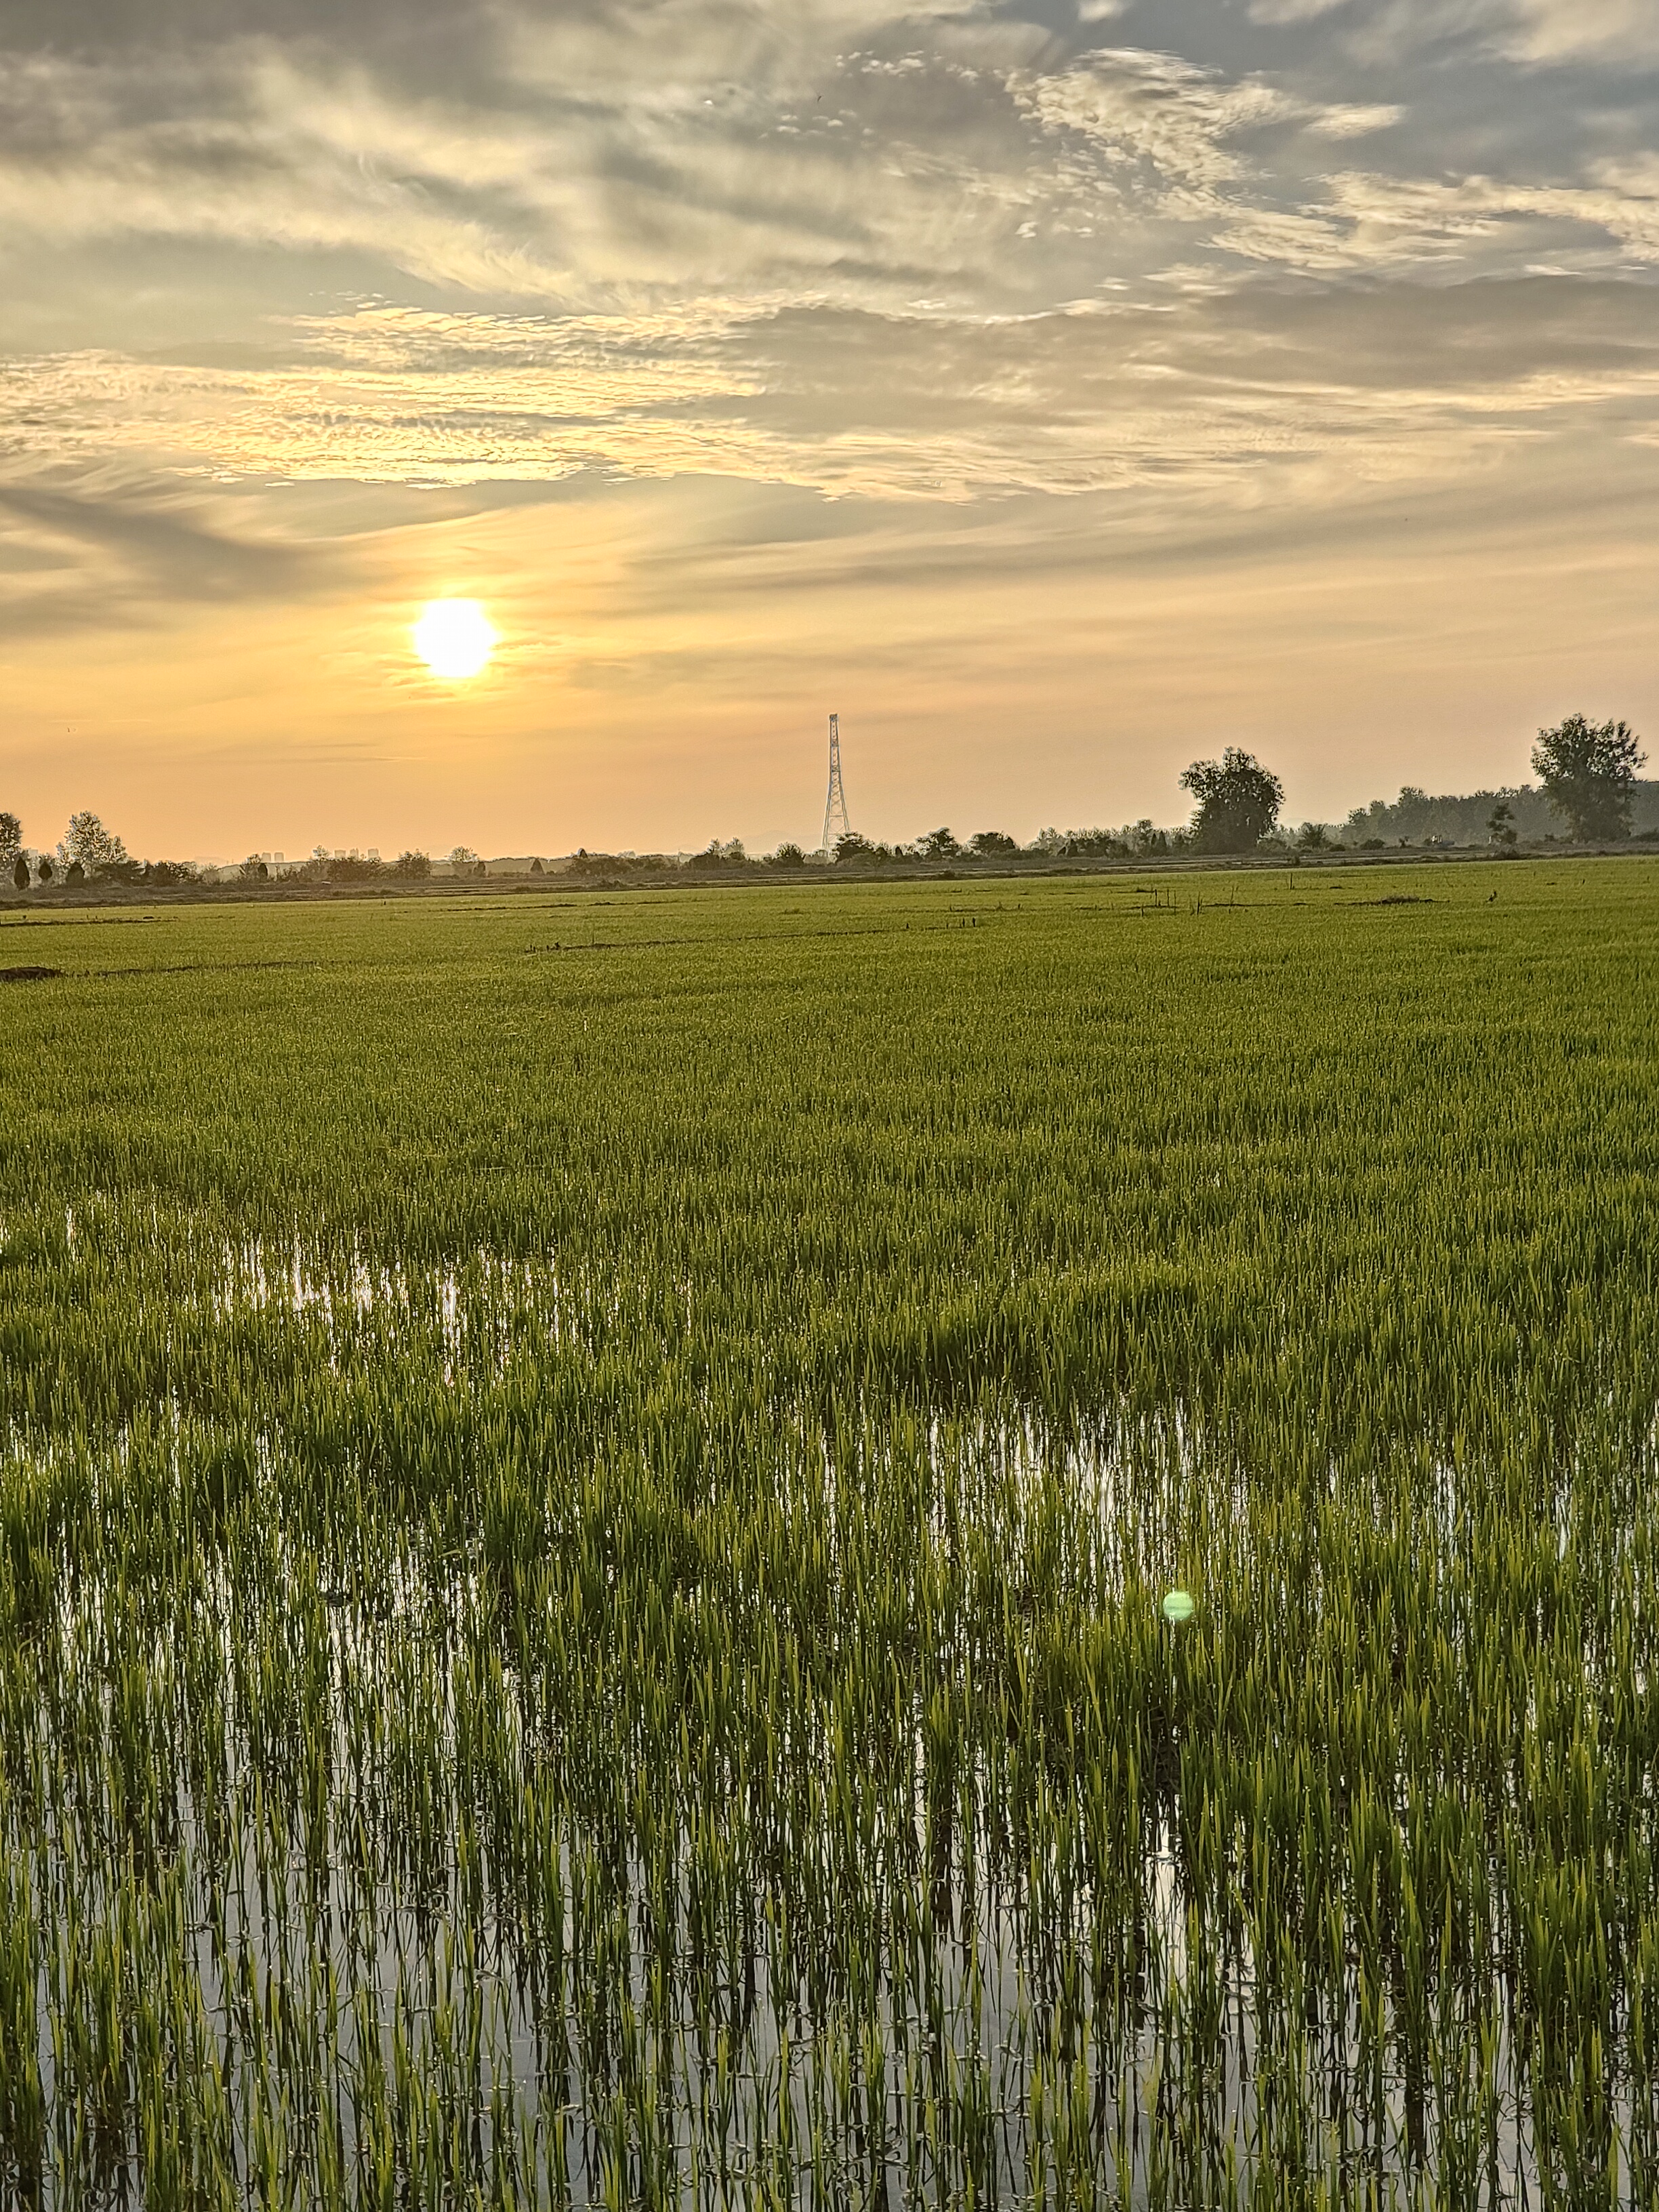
(3, 0), (1656, 859)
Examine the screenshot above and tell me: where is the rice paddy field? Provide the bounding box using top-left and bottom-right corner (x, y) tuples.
(0, 859), (1656, 2209)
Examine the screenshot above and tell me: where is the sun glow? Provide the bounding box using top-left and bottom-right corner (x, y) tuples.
(412, 598), (496, 680)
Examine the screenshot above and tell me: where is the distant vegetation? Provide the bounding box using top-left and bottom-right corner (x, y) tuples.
(1345, 778), (1659, 848)
(1343, 714), (1653, 850)
(5, 716), (1650, 893)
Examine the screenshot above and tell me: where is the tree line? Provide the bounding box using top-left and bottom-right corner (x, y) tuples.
(0, 819), (474, 889)
(3, 716), (1645, 890)
(1347, 721), (1656, 848)
(0, 811), (135, 888)
(827, 715), (1647, 865)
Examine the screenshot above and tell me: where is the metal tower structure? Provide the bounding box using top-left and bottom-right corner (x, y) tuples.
(821, 713), (851, 856)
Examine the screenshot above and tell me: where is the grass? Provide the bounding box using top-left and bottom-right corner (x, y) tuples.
(0, 859), (1654, 2206)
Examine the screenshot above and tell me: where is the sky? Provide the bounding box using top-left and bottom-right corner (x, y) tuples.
(2, 0), (1657, 860)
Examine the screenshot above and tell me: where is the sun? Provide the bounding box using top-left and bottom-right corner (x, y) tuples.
(412, 598), (496, 680)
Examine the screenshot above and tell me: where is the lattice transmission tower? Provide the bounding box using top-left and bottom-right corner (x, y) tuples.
(821, 713), (852, 856)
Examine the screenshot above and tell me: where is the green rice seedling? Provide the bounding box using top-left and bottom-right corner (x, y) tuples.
(0, 861), (1655, 2201)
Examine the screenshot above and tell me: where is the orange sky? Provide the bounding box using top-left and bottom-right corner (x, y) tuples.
(3, 1), (1657, 859)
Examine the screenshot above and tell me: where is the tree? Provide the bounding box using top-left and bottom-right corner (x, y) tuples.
(394, 851), (432, 880)
(1179, 748), (1284, 853)
(0, 813), (20, 867)
(529, 857), (544, 876)
(918, 827), (960, 861)
(968, 830), (1017, 856)
(1296, 821), (1330, 851)
(768, 842), (806, 867)
(59, 811), (129, 876)
(12, 856), (27, 890)
(64, 860), (85, 885)
(1532, 714), (1644, 842)
(447, 846), (481, 874)
(239, 856), (270, 881)
(693, 838), (745, 867)
(37, 855), (54, 883)
(1487, 802), (1517, 849)
(834, 832), (874, 863)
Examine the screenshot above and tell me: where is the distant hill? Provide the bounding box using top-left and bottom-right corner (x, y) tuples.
(1343, 779), (1659, 846)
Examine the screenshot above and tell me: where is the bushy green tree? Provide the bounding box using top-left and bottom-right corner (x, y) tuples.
(1532, 714), (1644, 842)
(969, 830), (1017, 855)
(1179, 749), (1284, 853)
(0, 812), (20, 867)
(918, 827), (960, 860)
(59, 811), (129, 876)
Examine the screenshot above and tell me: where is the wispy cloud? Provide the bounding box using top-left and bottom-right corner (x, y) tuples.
(1499, 0), (1659, 62)
(0, 476), (341, 636)
(6, 278), (1658, 514)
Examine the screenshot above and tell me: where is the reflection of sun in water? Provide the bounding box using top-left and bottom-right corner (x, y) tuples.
(413, 599), (496, 680)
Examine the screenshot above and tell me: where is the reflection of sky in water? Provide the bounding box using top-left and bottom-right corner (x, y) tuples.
(27, 1543), (1552, 2205)
(1, 1224), (1643, 2201)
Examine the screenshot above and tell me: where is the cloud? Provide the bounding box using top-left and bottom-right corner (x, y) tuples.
(1318, 168), (1659, 266)
(0, 35), (1046, 306)
(1248, 0), (1349, 20)
(1343, 0), (1659, 66)
(0, 47), (583, 293)
(0, 14), (1645, 333)
(5, 276), (1658, 520)
(0, 477), (340, 636)
(2, 1), (1657, 621)
(1016, 47), (1301, 201)
(1501, 0), (1659, 62)
(1304, 104), (1403, 140)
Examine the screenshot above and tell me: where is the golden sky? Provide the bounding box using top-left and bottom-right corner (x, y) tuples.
(3, 0), (1657, 858)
